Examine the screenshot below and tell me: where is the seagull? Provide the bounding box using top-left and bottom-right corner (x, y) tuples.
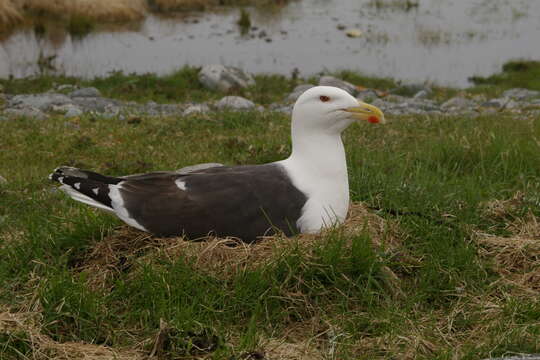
(49, 86), (385, 242)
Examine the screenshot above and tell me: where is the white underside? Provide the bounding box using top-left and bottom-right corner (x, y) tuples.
(60, 183), (148, 232)
(59, 185), (115, 214)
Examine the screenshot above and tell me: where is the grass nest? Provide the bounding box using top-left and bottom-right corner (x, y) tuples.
(74, 202), (405, 295)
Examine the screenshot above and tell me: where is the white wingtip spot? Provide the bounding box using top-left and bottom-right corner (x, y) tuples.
(74, 182), (81, 190)
(175, 179), (187, 191)
(92, 188), (99, 195)
(58, 176), (64, 183)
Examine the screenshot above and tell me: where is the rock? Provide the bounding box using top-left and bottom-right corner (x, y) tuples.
(216, 96), (255, 111)
(176, 163), (224, 174)
(356, 89), (379, 101)
(502, 88), (540, 101)
(385, 94), (410, 103)
(0, 175), (7, 185)
(56, 84), (77, 92)
(183, 104), (210, 116)
(52, 104), (83, 117)
(318, 76), (358, 96)
(198, 65), (255, 92)
(345, 29), (363, 38)
(441, 96), (477, 112)
(8, 93), (73, 111)
(102, 104), (121, 118)
(269, 103), (293, 114)
(72, 97), (121, 113)
(392, 83), (430, 97)
(482, 97), (513, 109)
(413, 89), (431, 99)
(3, 107), (48, 120)
(286, 84), (315, 102)
(69, 87), (101, 98)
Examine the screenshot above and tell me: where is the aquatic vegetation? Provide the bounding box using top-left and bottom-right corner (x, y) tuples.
(237, 8), (251, 35)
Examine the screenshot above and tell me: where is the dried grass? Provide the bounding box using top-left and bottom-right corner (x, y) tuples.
(0, 309), (144, 360)
(0, 0), (23, 32)
(476, 197), (540, 293)
(13, 0), (146, 22)
(76, 202), (405, 294)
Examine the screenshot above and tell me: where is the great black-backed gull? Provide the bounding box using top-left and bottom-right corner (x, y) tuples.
(49, 86), (385, 242)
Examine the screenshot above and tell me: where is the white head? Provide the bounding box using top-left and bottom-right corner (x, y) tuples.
(292, 86), (385, 135)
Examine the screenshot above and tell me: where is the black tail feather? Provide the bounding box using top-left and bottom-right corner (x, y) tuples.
(49, 167), (119, 208)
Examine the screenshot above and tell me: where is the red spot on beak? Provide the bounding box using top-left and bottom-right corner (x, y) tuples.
(368, 116), (379, 124)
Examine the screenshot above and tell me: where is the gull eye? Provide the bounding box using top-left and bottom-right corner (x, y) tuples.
(320, 95), (330, 102)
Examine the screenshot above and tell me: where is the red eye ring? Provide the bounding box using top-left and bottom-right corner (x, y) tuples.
(320, 95), (330, 102)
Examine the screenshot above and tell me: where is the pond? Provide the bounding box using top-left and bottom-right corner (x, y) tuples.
(1, 0), (539, 87)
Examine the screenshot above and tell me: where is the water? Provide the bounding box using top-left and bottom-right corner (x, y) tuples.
(1, 0), (539, 87)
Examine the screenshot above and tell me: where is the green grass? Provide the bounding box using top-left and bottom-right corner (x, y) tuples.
(469, 60), (540, 97)
(1, 70), (540, 358)
(0, 67), (297, 105)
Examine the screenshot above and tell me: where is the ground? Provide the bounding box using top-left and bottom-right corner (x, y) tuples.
(0, 64), (539, 359)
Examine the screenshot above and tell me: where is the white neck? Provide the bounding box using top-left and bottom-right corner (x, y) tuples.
(279, 127), (350, 233)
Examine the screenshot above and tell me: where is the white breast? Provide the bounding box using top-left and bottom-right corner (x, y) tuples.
(278, 157), (350, 234)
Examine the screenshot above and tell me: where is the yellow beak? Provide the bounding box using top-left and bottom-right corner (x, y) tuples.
(344, 101), (386, 124)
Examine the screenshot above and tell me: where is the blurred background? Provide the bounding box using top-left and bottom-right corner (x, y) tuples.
(1, 0), (539, 87)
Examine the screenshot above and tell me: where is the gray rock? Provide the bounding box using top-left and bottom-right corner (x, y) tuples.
(392, 83), (431, 97)
(356, 89), (379, 101)
(72, 97), (121, 113)
(52, 104), (83, 117)
(318, 76), (358, 96)
(176, 163), (224, 174)
(216, 96), (255, 110)
(385, 94), (410, 103)
(182, 104), (210, 116)
(370, 98), (387, 108)
(441, 96), (477, 111)
(269, 103), (293, 114)
(8, 93), (73, 111)
(502, 88), (540, 101)
(413, 89), (431, 99)
(286, 84), (315, 102)
(198, 65), (255, 92)
(69, 87), (101, 98)
(0, 175), (7, 185)
(56, 84), (77, 92)
(482, 97), (520, 109)
(65, 105), (84, 117)
(4, 107), (48, 120)
(101, 104), (121, 119)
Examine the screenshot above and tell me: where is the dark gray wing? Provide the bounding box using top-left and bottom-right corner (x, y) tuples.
(118, 163), (308, 242)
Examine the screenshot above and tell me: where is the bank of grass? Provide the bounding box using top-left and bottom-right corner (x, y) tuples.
(1, 79), (539, 359)
(469, 60), (540, 97)
(0, 67), (400, 106)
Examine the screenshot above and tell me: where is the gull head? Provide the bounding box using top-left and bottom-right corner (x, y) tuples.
(292, 86), (385, 135)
